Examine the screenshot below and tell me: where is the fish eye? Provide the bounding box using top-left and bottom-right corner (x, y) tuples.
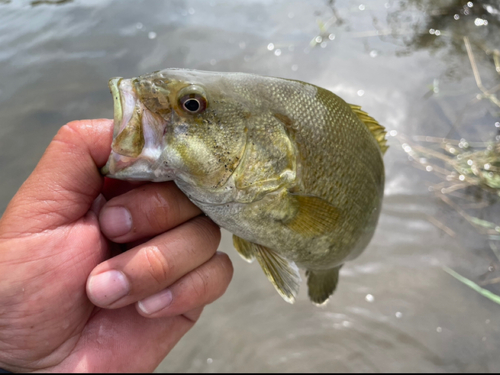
(179, 93), (207, 114)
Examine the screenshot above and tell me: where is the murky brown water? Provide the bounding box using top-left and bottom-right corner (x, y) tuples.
(1, 0), (500, 372)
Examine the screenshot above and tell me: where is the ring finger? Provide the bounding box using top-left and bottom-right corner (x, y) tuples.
(136, 252), (233, 318)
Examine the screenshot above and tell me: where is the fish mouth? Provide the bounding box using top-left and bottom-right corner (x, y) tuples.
(101, 78), (174, 181)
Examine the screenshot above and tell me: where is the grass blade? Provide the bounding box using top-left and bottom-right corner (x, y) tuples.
(443, 266), (500, 305)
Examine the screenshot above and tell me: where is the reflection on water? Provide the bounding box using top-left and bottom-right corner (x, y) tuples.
(387, 0), (500, 89)
(389, 0), (500, 50)
(1, 0), (500, 372)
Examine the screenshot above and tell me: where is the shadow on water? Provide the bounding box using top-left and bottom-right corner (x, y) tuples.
(31, 0), (74, 6)
(1, 0), (500, 372)
(0, 0), (74, 4)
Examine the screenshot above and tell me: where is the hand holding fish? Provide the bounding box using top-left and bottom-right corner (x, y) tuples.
(0, 119), (232, 372)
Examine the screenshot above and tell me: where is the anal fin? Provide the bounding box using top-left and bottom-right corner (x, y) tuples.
(306, 266), (342, 305)
(233, 236), (301, 303)
(254, 244), (302, 304)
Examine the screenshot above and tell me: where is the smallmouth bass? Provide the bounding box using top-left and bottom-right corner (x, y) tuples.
(102, 69), (387, 304)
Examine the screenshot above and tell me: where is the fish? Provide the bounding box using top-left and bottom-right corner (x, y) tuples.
(102, 69), (388, 305)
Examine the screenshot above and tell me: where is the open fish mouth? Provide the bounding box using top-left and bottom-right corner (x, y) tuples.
(101, 78), (174, 181)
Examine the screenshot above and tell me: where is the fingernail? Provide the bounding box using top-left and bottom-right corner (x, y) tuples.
(138, 289), (173, 315)
(90, 194), (107, 215)
(87, 270), (130, 306)
(100, 206), (132, 237)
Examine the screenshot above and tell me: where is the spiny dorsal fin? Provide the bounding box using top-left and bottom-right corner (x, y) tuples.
(233, 234), (256, 263)
(349, 104), (388, 155)
(285, 195), (340, 237)
(306, 266), (342, 305)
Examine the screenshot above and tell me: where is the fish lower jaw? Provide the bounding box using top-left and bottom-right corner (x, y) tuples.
(102, 152), (176, 181)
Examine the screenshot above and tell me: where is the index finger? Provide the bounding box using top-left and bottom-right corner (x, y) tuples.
(98, 181), (202, 243)
(0, 119), (113, 236)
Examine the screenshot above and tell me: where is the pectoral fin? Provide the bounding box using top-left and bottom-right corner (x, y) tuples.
(306, 266), (342, 305)
(233, 235), (256, 263)
(285, 195), (340, 236)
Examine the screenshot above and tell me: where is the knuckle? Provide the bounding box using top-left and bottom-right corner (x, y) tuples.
(63, 119), (100, 140)
(191, 216), (221, 250)
(58, 120), (92, 145)
(60, 120), (81, 134)
(215, 252), (234, 283)
(135, 186), (181, 231)
(189, 268), (210, 300)
(146, 191), (172, 228)
(186, 253), (234, 305)
(53, 123), (81, 149)
(182, 307), (204, 323)
(144, 204), (168, 231)
(161, 186), (182, 219)
(210, 254), (233, 297)
(140, 245), (170, 286)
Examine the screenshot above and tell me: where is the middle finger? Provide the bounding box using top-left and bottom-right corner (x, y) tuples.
(86, 215), (221, 309)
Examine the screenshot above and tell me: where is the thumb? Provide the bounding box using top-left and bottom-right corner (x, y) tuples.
(0, 119), (113, 236)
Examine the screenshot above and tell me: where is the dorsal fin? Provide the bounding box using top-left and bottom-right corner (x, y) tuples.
(349, 104), (388, 155)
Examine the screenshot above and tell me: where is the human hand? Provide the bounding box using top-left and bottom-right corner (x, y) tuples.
(0, 119), (233, 372)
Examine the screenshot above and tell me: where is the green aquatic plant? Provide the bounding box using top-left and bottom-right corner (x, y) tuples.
(396, 34), (500, 302)
(398, 134), (500, 197)
(464, 36), (500, 109)
(400, 134), (500, 296)
(443, 266), (500, 305)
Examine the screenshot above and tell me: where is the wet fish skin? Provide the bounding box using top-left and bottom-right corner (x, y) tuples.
(102, 69), (387, 304)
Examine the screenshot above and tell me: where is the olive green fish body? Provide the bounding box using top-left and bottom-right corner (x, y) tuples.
(103, 69), (386, 304)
